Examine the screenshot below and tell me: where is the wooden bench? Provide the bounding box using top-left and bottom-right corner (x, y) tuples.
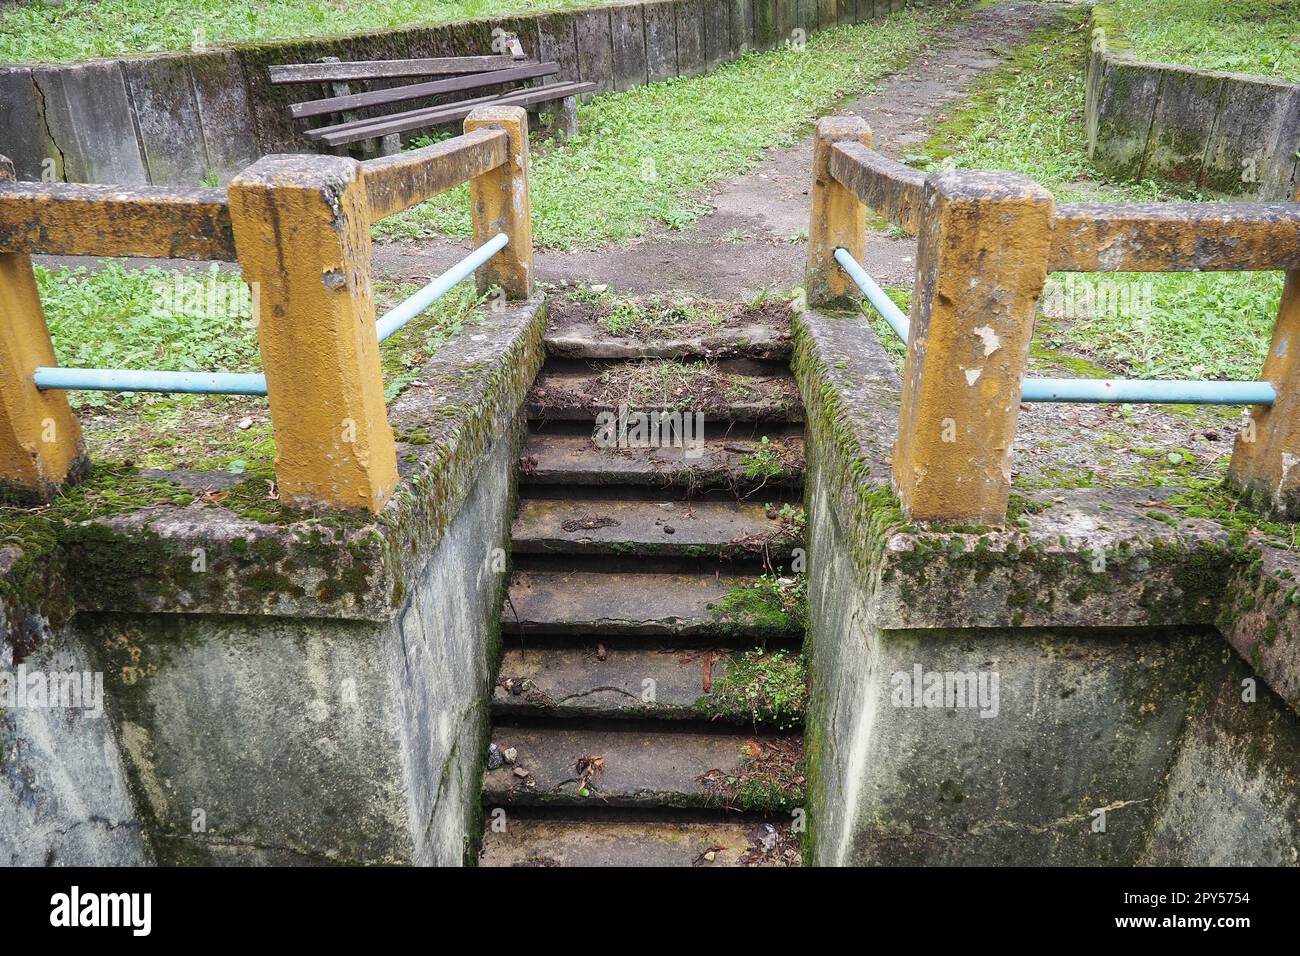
(271, 43), (594, 155)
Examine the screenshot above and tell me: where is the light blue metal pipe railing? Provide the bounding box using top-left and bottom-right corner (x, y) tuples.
(34, 367), (268, 395)
(375, 232), (509, 343)
(833, 247), (1276, 408)
(1022, 377), (1275, 405)
(834, 246), (909, 342)
(33, 234), (509, 396)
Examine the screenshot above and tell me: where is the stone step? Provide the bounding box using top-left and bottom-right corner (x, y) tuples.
(520, 431), (805, 490)
(495, 646), (708, 720)
(480, 816), (801, 866)
(545, 317), (792, 362)
(506, 570), (804, 639)
(482, 723), (804, 810)
(526, 366), (804, 424)
(511, 498), (800, 561)
(493, 644), (805, 725)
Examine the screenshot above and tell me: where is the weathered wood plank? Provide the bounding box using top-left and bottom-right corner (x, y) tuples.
(828, 141), (925, 232)
(1049, 202), (1300, 272)
(289, 61), (557, 119)
(0, 183), (235, 260)
(270, 55), (522, 84)
(362, 127), (508, 220)
(311, 82), (596, 146)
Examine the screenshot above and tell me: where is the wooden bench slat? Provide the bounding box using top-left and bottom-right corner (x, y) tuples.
(289, 61), (558, 120)
(310, 82), (595, 148)
(270, 55), (524, 84)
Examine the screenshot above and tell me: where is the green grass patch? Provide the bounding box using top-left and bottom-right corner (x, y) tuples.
(709, 573), (807, 636)
(705, 648), (808, 731)
(0, 0), (579, 64)
(1111, 0), (1300, 84)
(378, 9), (956, 249)
(911, 9), (1286, 383)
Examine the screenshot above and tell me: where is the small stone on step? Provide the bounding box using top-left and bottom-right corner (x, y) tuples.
(703, 851), (716, 862)
(504, 747), (518, 764)
(237, 417), (253, 430)
(513, 766), (530, 779)
(487, 743), (504, 770)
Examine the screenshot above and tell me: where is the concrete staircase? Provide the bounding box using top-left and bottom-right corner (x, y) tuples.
(480, 297), (808, 867)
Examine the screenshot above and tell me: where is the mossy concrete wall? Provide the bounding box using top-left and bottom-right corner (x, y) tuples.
(0, 0), (903, 187)
(0, 297), (545, 865)
(1086, 5), (1300, 200)
(794, 306), (1300, 866)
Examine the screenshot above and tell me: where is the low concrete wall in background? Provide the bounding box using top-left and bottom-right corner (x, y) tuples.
(0, 0), (905, 187)
(1086, 5), (1300, 200)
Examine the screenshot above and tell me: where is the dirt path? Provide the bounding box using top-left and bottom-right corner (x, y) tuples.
(373, 1), (1063, 296)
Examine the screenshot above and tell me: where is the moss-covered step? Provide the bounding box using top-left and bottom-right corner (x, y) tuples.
(545, 315), (793, 361)
(544, 292), (794, 362)
(507, 570), (805, 638)
(520, 431), (805, 490)
(482, 722), (804, 810)
(526, 364), (805, 424)
(493, 644), (806, 726)
(511, 498), (801, 561)
(479, 814), (801, 866)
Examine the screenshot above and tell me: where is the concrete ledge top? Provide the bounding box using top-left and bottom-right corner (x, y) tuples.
(0, 296), (547, 626)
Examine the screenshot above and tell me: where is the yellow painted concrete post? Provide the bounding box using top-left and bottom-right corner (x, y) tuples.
(464, 106), (532, 299)
(893, 170), (1055, 524)
(0, 156), (85, 498)
(806, 116), (872, 310)
(228, 154), (398, 513)
(1229, 264), (1300, 518)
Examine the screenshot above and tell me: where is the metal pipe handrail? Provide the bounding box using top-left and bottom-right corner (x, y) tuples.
(834, 247), (1276, 407)
(34, 367), (268, 395)
(32, 234), (511, 396)
(375, 231), (509, 343)
(834, 247), (909, 342)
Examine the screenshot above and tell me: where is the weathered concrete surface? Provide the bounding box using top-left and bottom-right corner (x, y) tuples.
(0, 605), (149, 866)
(1087, 7), (1300, 200)
(31, 62), (149, 186)
(122, 57), (212, 187)
(509, 569), (787, 636)
(544, 316), (792, 361)
(1139, 655), (1300, 866)
(512, 497), (795, 559)
(76, 423), (518, 865)
(794, 304), (1300, 866)
(480, 814), (796, 865)
(521, 429), (805, 489)
(493, 644), (727, 719)
(483, 721), (796, 807)
(1, 297), (544, 866)
(0, 67), (56, 182)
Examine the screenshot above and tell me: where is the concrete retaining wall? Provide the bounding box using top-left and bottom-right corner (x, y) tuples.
(0, 0), (905, 187)
(793, 305), (1300, 866)
(1086, 5), (1300, 200)
(0, 297), (546, 866)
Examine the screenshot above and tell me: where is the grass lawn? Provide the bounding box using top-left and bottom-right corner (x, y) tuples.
(905, 6), (1285, 383)
(378, 9), (954, 249)
(0, 0), (577, 64)
(1111, 0), (1300, 84)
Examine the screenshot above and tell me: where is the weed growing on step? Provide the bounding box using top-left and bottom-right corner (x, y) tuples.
(709, 574), (807, 638)
(378, 8), (957, 249)
(599, 297), (724, 339)
(705, 648), (808, 731)
(701, 737), (806, 812)
(739, 437), (785, 483)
